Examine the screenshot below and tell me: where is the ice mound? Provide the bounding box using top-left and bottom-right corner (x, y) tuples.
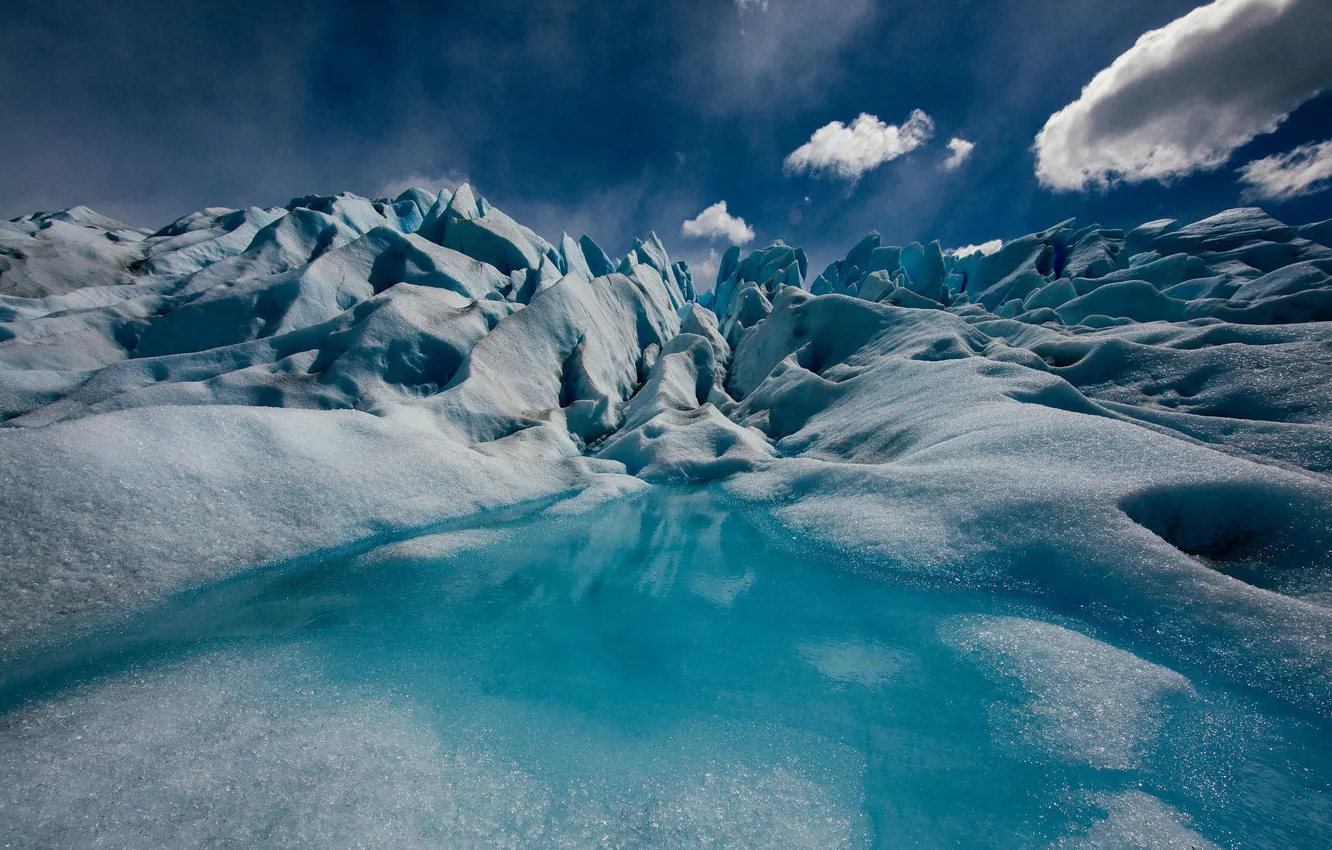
(597, 327), (774, 481)
(0, 404), (593, 650)
(3, 186), (1332, 730)
(1056, 791), (1220, 850)
(943, 616), (1193, 770)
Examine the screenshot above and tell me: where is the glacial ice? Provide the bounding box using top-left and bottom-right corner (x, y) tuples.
(2, 185), (1332, 847)
(3, 489), (1329, 848)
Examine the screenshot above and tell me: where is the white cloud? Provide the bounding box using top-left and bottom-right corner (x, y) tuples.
(948, 240), (1003, 258)
(681, 201), (755, 245)
(943, 137), (975, 171)
(378, 170), (470, 200)
(735, 0), (769, 11)
(1238, 139), (1332, 202)
(1034, 0), (1332, 192)
(690, 248), (722, 291)
(783, 110), (935, 181)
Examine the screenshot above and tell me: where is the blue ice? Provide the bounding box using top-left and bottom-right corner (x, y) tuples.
(0, 488), (1328, 848)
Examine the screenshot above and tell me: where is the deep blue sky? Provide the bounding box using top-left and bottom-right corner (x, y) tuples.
(2, 0), (1329, 277)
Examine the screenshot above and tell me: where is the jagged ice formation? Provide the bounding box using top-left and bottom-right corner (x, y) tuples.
(3, 189), (1332, 729)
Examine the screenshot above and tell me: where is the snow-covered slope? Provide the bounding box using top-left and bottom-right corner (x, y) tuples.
(3, 192), (1331, 716)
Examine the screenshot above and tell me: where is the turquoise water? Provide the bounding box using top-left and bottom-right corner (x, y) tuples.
(1, 487), (1329, 847)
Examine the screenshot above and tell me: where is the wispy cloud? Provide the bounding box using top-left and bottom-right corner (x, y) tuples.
(783, 110), (935, 181)
(948, 239), (1003, 257)
(691, 0), (877, 114)
(689, 247), (723, 291)
(942, 138), (975, 171)
(682, 201), (755, 245)
(1238, 139), (1332, 202)
(1035, 0), (1332, 192)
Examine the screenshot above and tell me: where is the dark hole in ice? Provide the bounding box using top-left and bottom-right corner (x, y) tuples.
(1121, 481), (1332, 599)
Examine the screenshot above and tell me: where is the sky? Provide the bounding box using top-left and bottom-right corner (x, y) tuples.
(2, 0), (1330, 284)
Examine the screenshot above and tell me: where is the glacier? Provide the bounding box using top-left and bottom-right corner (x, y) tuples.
(2, 186), (1331, 847)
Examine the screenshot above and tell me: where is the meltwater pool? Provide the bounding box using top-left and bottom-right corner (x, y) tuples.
(1, 487), (1328, 847)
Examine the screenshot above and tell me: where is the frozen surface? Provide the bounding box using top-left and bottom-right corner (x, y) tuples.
(3, 191), (1332, 845)
(2, 489), (1328, 848)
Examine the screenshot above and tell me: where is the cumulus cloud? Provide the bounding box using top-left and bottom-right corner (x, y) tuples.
(783, 110), (935, 181)
(1034, 0), (1332, 192)
(378, 170), (470, 199)
(681, 201), (755, 245)
(735, 0), (769, 11)
(943, 138), (975, 170)
(1238, 139), (1332, 202)
(949, 240), (1003, 257)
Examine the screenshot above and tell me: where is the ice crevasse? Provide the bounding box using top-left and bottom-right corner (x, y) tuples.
(1, 188), (1331, 730)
